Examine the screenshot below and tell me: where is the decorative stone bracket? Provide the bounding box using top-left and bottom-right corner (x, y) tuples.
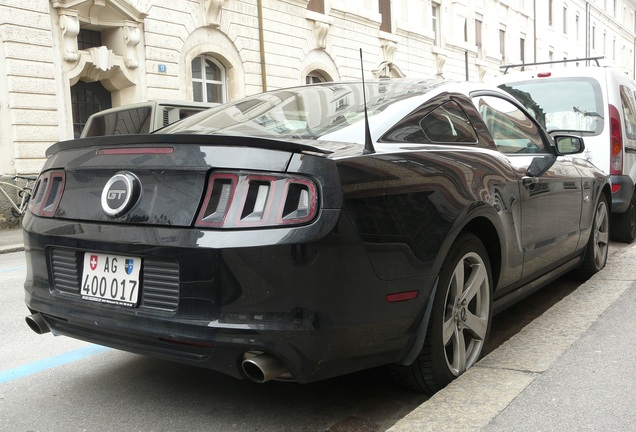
(373, 36), (404, 78)
(123, 22), (140, 68)
(306, 10), (333, 50)
(202, 0), (228, 28)
(432, 46), (446, 78)
(59, 11), (80, 62)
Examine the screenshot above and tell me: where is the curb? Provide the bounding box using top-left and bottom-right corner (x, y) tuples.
(0, 244), (24, 254)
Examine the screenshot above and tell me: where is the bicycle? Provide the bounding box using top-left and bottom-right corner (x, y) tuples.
(0, 172), (38, 218)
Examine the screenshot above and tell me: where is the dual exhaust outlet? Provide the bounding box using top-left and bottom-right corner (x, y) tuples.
(25, 313), (50, 335)
(25, 313), (289, 384)
(241, 353), (290, 383)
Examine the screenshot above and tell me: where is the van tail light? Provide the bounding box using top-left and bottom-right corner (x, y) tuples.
(195, 172), (318, 228)
(28, 170), (66, 217)
(609, 104), (623, 175)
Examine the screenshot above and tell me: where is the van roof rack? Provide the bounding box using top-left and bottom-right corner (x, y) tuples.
(500, 56), (604, 74)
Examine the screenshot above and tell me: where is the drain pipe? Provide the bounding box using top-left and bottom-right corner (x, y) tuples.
(257, 0), (267, 92)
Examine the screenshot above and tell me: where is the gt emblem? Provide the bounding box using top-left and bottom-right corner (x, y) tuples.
(101, 172), (142, 217)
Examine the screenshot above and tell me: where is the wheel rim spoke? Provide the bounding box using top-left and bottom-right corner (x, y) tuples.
(463, 310), (488, 340)
(461, 260), (487, 305)
(452, 327), (467, 374)
(442, 316), (456, 346)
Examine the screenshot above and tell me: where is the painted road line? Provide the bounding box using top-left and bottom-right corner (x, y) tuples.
(0, 265), (26, 273)
(0, 345), (110, 384)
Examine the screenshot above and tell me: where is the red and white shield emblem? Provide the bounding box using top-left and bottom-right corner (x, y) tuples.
(89, 255), (98, 271)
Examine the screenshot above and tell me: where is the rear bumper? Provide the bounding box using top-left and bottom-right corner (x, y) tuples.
(610, 174), (635, 213)
(22, 213), (436, 383)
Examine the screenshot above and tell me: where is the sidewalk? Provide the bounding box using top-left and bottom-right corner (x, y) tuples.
(0, 226), (24, 254)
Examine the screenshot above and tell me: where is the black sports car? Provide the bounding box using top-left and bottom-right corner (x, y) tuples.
(22, 79), (610, 394)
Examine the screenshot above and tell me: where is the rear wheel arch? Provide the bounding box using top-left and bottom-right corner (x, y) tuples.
(463, 217), (502, 290)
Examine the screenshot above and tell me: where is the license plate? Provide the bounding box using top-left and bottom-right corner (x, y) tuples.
(81, 253), (142, 307)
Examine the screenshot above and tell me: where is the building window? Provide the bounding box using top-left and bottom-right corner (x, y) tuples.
(499, 29), (506, 60)
(71, 81), (111, 138)
(432, 4), (440, 46)
(379, 0), (392, 33)
(563, 6), (567, 34)
(78, 29), (102, 50)
(576, 14), (580, 41)
(191, 56), (226, 103)
(463, 18), (468, 42)
(520, 38), (525, 64)
(592, 25), (596, 50)
(548, 0), (553, 26)
(307, 0), (325, 14)
(306, 71), (329, 84)
(475, 18), (482, 47)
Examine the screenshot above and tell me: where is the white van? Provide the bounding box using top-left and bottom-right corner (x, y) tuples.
(493, 62), (636, 243)
(80, 100), (216, 138)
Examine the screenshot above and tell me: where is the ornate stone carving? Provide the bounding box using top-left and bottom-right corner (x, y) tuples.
(434, 52), (446, 78)
(313, 21), (330, 50)
(202, 0), (227, 28)
(87, 46), (115, 73)
(123, 23), (140, 69)
(59, 11), (80, 62)
(381, 40), (396, 64)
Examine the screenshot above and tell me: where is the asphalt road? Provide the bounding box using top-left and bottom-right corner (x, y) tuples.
(0, 248), (603, 432)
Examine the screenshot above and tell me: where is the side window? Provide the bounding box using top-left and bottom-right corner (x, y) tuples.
(620, 85), (636, 140)
(381, 100), (478, 144)
(473, 95), (546, 154)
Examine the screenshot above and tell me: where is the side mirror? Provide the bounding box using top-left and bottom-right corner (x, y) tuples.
(552, 134), (585, 155)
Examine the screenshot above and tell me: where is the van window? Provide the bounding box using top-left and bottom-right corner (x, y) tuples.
(619, 85), (636, 140)
(498, 78), (604, 135)
(84, 107), (153, 137)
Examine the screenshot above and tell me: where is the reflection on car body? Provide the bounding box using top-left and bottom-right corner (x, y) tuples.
(23, 79), (610, 395)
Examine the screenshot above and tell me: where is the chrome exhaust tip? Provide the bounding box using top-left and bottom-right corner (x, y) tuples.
(25, 313), (50, 335)
(241, 353), (289, 383)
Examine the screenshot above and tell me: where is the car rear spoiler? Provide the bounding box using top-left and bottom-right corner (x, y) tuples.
(45, 134), (333, 158)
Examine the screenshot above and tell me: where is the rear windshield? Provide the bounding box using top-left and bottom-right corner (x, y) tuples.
(498, 77), (604, 135)
(83, 107), (153, 137)
(159, 80), (447, 142)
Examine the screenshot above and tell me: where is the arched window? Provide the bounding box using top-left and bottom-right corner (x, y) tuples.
(191, 56), (227, 103)
(305, 70), (330, 84)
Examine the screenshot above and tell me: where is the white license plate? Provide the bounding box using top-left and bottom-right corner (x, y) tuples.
(81, 253), (142, 307)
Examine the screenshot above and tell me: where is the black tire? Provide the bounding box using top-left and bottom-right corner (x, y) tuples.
(391, 232), (492, 394)
(576, 194), (609, 280)
(611, 193), (636, 243)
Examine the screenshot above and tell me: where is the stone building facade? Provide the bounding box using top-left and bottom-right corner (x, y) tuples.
(1, 0), (636, 227)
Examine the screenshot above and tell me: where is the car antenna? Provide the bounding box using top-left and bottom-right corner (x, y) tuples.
(359, 48), (375, 154)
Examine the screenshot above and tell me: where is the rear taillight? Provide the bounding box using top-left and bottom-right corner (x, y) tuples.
(28, 170), (66, 217)
(196, 172), (318, 228)
(609, 104), (623, 175)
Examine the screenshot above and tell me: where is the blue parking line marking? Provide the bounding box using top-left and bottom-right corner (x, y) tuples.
(0, 345), (110, 384)
(0, 266), (26, 274)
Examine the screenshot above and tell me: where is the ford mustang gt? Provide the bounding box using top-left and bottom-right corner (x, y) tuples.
(22, 79), (610, 394)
